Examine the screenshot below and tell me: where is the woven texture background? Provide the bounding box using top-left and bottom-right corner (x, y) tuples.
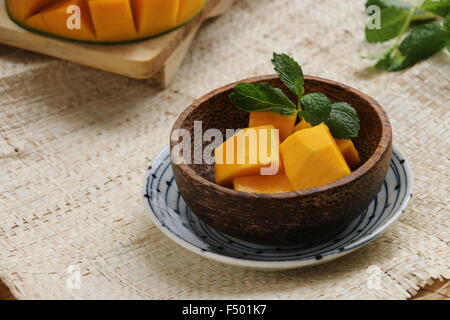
(0, 0), (449, 299)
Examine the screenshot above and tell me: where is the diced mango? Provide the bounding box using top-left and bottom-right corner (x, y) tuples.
(293, 118), (312, 132)
(233, 173), (295, 194)
(7, 0), (58, 21)
(88, 0), (136, 42)
(214, 125), (282, 187)
(35, 0), (96, 41)
(292, 120), (361, 170)
(280, 124), (351, 190)
(177, 0), (205, 24)
(130, 0), (179, 37)
(249, 111), (297, 142)
(335, 139), (361, 170)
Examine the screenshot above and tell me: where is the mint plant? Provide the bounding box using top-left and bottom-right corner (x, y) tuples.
(229, 53), (360, 139)
(364, 0), (450, 71)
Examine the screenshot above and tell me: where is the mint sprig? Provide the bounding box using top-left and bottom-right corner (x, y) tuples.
(229, 53), (361, 140)
(271, 53), (305, 98)
(366, 0), (412, 10)
(230, 82), (297, 115)
(299, 93), (331, 126)
(363, 0), (450, 71)
(326, 103), (361, 139)
(365, 7), (409, 43)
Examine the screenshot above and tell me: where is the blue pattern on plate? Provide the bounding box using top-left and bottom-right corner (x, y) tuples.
(143, 146), (412, 267)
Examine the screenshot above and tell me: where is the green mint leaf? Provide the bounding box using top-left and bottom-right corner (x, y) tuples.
(374, 52), (404, 70)
(376, 23), (446, 71)
(365, 7), (409, 43)
(411, 10), (439, 26)
(420, 0), (450, 17)
(326, 103), (360, 139)
(397, 23), (446, 68)
(229, 82), (296, 115)
(299, 93), (331, 126)
(271, 53), (305, 98)
(445, 13), (450, 30)
(365, 0), (412, 10)
(444, 14), (450, 51)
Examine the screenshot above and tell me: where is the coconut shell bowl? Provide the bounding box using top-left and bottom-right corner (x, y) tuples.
(170, 75), (392, 246)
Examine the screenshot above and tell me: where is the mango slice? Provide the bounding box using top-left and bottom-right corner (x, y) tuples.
(335, 139), (361, 170)
(214, 125), (282, 187)
(7, 0), (58, 21)
(177, 0), (205, 24)
(280, 124), (351, 190)
(233, 173), (295, 194)
(293, 118), (312, 132)
(33, 0), (96, 41)
(131, 0), (179, 37)
(88, 0), (136, 42)
(249, 111), (297, 142)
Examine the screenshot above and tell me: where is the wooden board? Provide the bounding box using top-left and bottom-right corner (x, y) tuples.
(0, 0), (235, 86)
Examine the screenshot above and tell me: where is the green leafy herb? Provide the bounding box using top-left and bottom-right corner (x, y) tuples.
(299, 93), (331, 126)
(363, 0), (450, 71)
(420, 0), (450, 17)
(365, 8), (409, 43)
(376, 23), (446, 71)
(271, 53), (305, 98)
(229, 82), (296, 115)
(326, 103), (361, 139)
(365, 0), (412, 11)
(229, 53), (361, 139)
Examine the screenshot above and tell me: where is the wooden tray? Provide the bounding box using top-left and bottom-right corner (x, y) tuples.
(0, 0), (235, 86)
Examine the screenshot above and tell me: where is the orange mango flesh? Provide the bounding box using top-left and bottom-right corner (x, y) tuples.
(294, 119), (361, 170)
(178, 0), (205, 24)
(6, 0), (206, 43)
(280, 124), (351, 190)
(335, 139), (361, 170)
(33, 0), (96, 41)
(26, 12), (48, 31)
(88, 0), (136, 42)
(6, 0), (59, 21)
(214, 125), (282, 187)
(131, 0), (179, 37)
(233, 172), (295, 194)
(249, 111), (297, 142)
(293, 118), (312, 131)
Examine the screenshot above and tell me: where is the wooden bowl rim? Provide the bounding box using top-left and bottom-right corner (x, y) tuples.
(171, 74), (392, 199)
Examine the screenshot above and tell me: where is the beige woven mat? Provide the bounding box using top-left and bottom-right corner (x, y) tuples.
(0, 0), (449, 300)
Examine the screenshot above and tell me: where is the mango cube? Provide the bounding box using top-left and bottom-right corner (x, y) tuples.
(7, 0), (58, 20)
(335, 139), (361, 170)
(88, 0), (136, 42)
(280, 123), (351, 190)
(293, 118), (312, 132)
(214, 125), (281, 187)
(233, 173), (295, 194)
(130, 0), (179, 37)
(177, 0), (206, 25)
(249, 111), (297, 141)
(35, 0), (96, 41)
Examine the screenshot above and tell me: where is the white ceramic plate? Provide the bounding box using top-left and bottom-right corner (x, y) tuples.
(143, 146), (413, 270)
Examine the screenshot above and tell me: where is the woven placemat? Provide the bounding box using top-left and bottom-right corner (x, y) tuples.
(0, 0), (448, 299)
